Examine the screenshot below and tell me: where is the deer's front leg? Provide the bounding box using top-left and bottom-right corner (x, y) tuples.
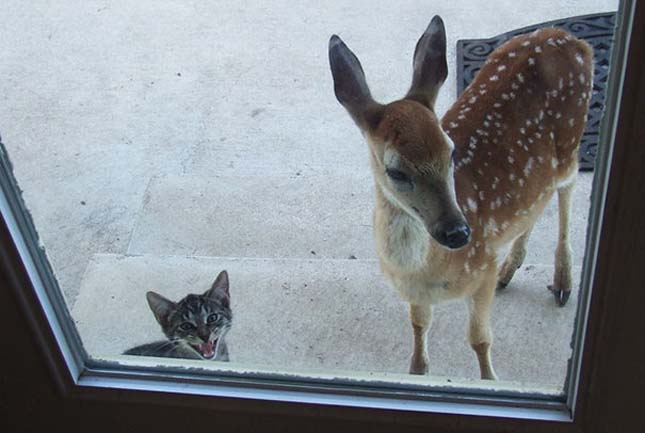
(467, 275), (498, 380)
(409, 303), (432, 375)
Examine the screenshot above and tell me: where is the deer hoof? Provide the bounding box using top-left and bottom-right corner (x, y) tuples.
(548, 285), (571, 307)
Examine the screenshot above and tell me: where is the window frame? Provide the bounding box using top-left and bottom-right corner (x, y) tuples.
(0, 1), (643, 431)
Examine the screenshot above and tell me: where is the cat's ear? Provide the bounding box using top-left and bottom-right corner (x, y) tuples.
(146, 291), (176, 326)
(205, 270), (230, 307)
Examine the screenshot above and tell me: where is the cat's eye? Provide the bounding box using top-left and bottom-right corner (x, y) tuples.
(207, 313), (219, 324)
(179, 322), (195, 331)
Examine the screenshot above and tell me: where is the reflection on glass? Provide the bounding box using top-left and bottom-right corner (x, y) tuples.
(0, 0), (619, 392)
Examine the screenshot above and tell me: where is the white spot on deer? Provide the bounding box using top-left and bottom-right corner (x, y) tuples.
(508, 51), (517, 58)
(458, 114), (466, 120)
(490, 201), (496, 210)
(477, 168), (484, 176)
(496, 197), (502, 208)
(483, 120), (490, 127)
(549, 131), (555, 141)
(537, 155), (544, 163)
(558, 78), (564, 90)
(497, 65), (507, 72)
(467, 197), (478, 212)
(528, 57), (536, 65)
(484, 219), (499, 238)
(516, 73), (525, 83)
(523, 157), (534, 176)
(473, 183), (478, 190)
(494, 122), (501, 128)
(551, 157), (558, 169)
(476, 129), (488, 136)
(518, 178), (525, 187)
(579, 73), (586, 84)
(525, 119), (532, 126)
(521, 40), (531, 47)
(520, 127), (526, 135)
(528, 137), (534, 144)
(555, 112), (562, 119)
(547, 109), (554, 116)
(509, 173), (516, 182)
(547, 38), (557, 47)
(479, 89), (487, 95)
(449, 121), (458, 128)
(539, 110), (545, 120)
(492, 176), (500, 190)
(551, 90), (558, 98)
(479, 190), (485, 201)
(575, 53), (584, 65)
(469, 96), (478, 104)
(467, 150), (474, 158)
(569, 118), (575, 127)
(493, 102), (502, 108)
(490, 75), (499, 82)
(502, 93), (510, 100)
(534, 132), (542, 139)
(511, 82), (519, 90)
(535, 45), (542, 53)
(465, 262), (471, 274)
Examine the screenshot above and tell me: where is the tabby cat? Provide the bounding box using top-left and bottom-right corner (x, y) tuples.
(124, 270), (232, 361)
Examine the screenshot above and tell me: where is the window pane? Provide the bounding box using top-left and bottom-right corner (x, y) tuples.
(0, 0), (620, 396)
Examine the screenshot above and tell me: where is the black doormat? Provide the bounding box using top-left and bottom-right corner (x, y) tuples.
(456, 13), (616, 171)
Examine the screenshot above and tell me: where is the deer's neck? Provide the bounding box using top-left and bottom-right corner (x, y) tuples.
(373, 183), (446, 272)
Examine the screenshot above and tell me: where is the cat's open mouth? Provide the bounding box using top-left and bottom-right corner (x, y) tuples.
(192, 339), (218, 359)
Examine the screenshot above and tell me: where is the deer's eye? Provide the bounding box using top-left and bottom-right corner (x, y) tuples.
(385, 168), (411, 183)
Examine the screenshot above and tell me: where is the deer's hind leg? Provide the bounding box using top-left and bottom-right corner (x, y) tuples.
(549, 181), (575, 306)
(497, 226), (534, 290)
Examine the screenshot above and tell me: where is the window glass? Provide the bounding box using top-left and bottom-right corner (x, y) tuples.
(0, 0), (620, 394)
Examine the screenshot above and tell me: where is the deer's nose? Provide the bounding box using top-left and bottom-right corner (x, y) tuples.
(437, 221), (471, 249)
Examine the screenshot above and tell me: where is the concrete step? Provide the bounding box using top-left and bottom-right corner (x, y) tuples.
(72, 253), (581, 387)
(127, 173), (593, 265)
(127, 174), (378, 260)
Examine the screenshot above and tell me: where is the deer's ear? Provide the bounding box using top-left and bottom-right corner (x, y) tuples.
(329, 35), (383, 130)
(406, 15), (448, 109)
(146, 291), (176, 326)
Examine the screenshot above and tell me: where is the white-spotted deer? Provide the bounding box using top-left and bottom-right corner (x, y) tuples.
(329, 16), (593, 379)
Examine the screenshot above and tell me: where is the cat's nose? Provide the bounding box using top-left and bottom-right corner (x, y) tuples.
(197, 328), (210, 341)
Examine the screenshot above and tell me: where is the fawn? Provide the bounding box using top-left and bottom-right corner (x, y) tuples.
(328, 16), (593, 379)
